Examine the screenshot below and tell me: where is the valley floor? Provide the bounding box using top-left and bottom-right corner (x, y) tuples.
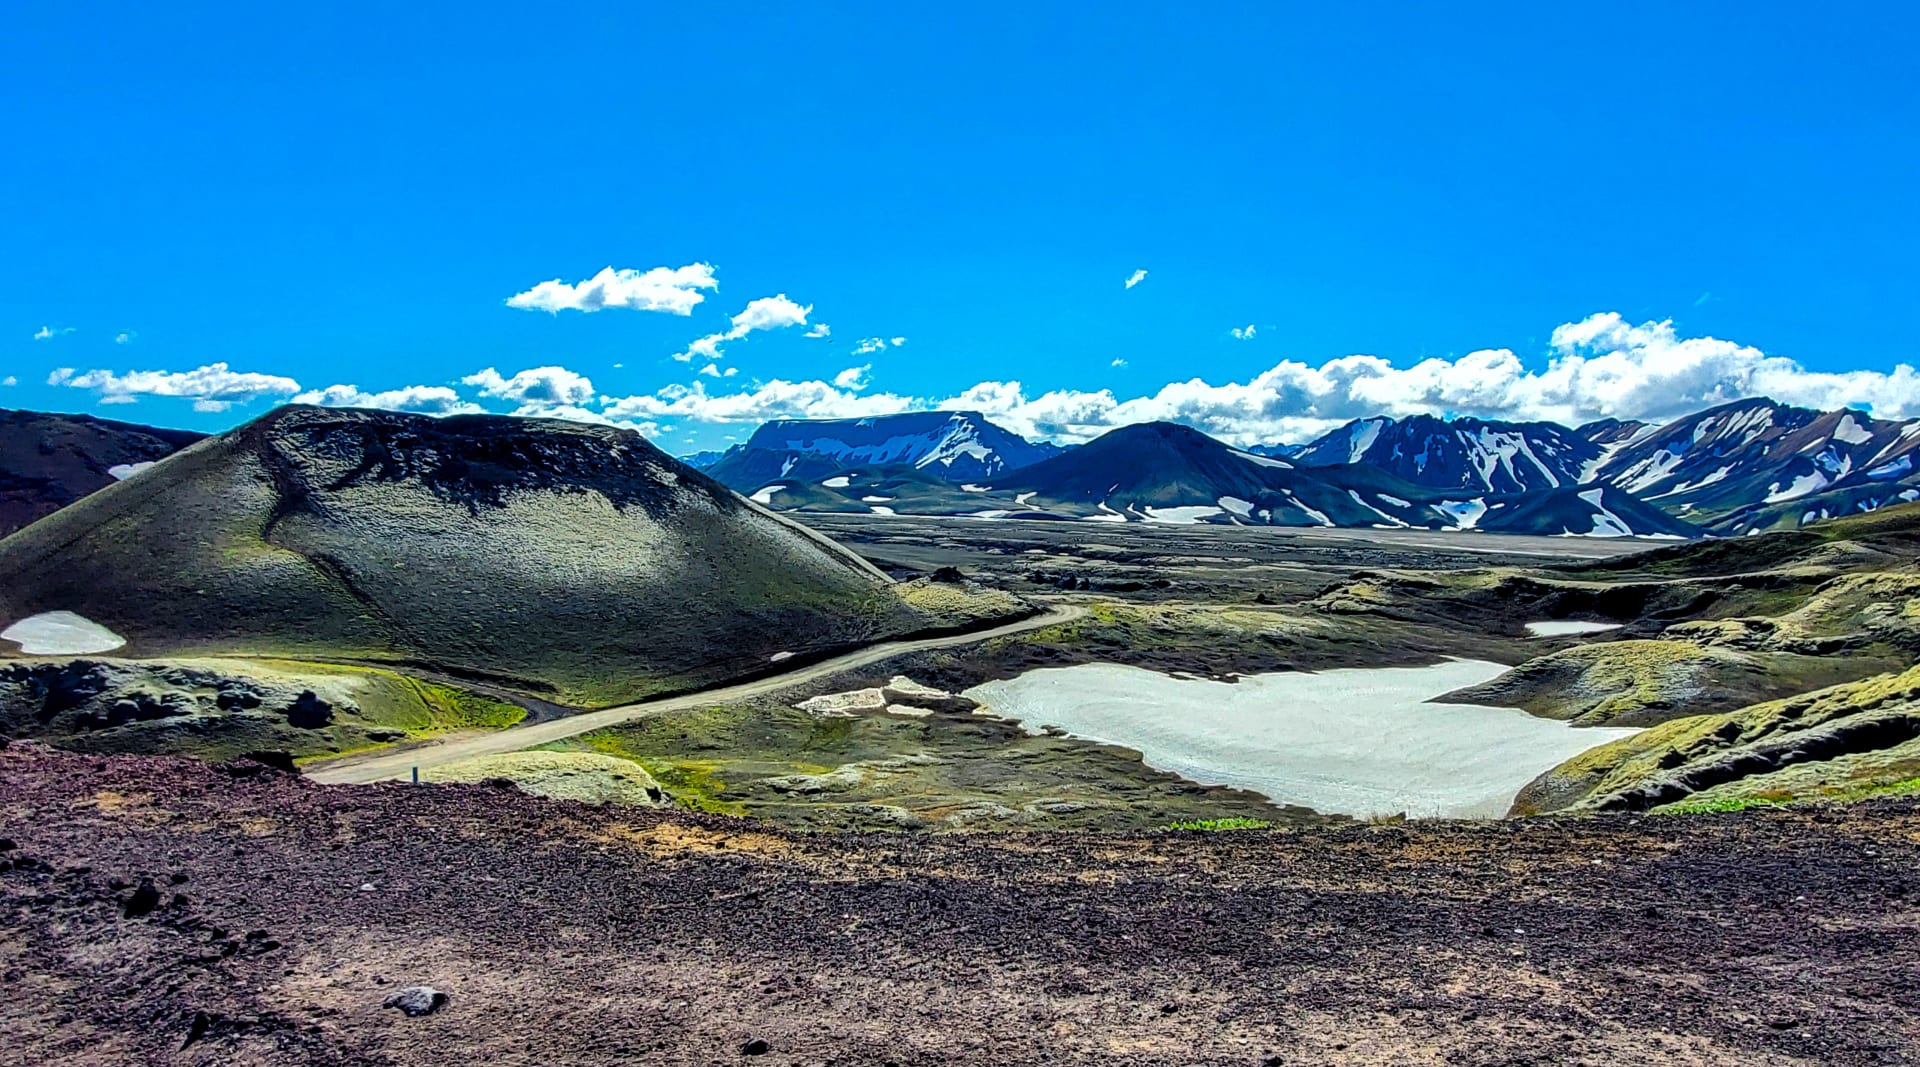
(4, 744), (1916, 1067)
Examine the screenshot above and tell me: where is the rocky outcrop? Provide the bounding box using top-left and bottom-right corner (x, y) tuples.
(0, 657), (520, 761)
(796, 676), (980, 719)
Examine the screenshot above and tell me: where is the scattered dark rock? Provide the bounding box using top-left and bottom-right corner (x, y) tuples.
(122, 880), (161, 918)
(227, 751), (300, 776)
(215, 688), (263, 711)
(929, 566), (965, 584)
(285, 691), (334, 729)
(741, 1037), (771, 1056)
(382, 986), (449, 1017)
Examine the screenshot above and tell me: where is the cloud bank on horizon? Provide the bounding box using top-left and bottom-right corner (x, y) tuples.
(34, 311), (1920, 445)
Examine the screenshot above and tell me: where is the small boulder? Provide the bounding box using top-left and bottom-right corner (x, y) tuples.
(879, 676), (977, 714)
(741, 1037), (771, 1056)
(796, 688), (888, 717)
(123, 880), (161, 918)
(227, 751), (300, 776)
(382, 986), (448, 1017)
(286, 691), (334, 729)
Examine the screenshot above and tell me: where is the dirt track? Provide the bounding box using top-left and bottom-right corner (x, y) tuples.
(3, 744), (1916, 1066)
(306, 604), (1087, 785)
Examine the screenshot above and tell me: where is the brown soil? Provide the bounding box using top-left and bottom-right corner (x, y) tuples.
(3, 744), (1916, 1066)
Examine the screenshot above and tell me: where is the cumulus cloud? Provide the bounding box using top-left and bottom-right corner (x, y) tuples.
(1124, 269), (1148, 290)
(507, 263), (718, 315)
(462, 365), (596, 406)
(805, 324), (831, 339)
(697, 364), (740, 378)
(33, 326), (74, 341)
(1, 376), (16, 387)
(1230, 324), (1256, 340)
(1110, 358), (1128, 368)
(603, 378), (916, 425)
(675, 294), (814, 363)
(114, 331), (137, 345)
(923, 312), (1920, 446)
(48, 362), (301, 412)
(833, 365), (872, 390)
(293, 383), (482, 415)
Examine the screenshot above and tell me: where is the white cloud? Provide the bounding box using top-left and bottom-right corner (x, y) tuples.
(114, 331), (137, 345)
(507, 263), (718, 315)
(1124, 269), (1148, 289)
(891, 336), (907, 347)
(603, 378), (916, 425)
(833, 365), (872, 390)
(675, 294), (815, 363)
(697, 364), (740, 378)
(1110, 358), (1128, 368)
(805, 324), (831, 339)
(33, 326), (74, 341)
(1, 376), (16, 387)
(293, 383), (483, 415)
(48, 362), (301, 412)
(1230, 324), (1257, 340)
(851, 336), (899, 356)
(927, 312), (1920, 446)
(462, 365), (596, 406)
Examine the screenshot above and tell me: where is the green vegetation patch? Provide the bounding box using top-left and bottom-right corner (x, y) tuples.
(1164, 817), (1275, 831)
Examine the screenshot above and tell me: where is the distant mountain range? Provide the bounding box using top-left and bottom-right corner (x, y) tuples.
(9, 394), (1920, 542)
(697, 398), (1920, 538)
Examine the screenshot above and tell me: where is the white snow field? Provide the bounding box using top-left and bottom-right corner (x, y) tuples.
(1524, 620), (1623, 638)
(965, 660), (1639, 819)
(2, 611), (128, 655)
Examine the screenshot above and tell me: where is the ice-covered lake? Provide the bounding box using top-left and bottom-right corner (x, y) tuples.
(964, 660), (1639, 819)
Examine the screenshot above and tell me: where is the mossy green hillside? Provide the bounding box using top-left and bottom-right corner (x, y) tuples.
(1512, 665), (1920, 815)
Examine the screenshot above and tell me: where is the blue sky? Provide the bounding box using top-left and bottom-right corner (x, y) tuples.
(5, 2), (1918, 448)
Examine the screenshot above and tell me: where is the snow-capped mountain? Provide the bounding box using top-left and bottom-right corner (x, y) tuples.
(707, 411), (1058, 491)
(1296, 414), (1607, 495)
(974, 422), (1695, 535)
(1471, 485), (1699, 539)
(1590, 398), (1920, 533)
(981, 421), (1441, 526)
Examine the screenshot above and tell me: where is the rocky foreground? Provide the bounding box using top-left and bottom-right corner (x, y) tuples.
(2, 744), (1916, 1066)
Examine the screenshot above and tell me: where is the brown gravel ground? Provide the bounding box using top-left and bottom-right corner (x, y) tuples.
(2, 743), (1917, 1067)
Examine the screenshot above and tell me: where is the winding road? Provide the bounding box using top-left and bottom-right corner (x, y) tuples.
(305, 603), (1086, 785)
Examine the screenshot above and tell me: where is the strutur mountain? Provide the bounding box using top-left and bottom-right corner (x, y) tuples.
(0, 406), (1013, 706)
